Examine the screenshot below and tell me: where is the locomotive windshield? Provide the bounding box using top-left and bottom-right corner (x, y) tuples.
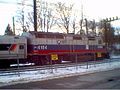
(0, 44), (11, 51)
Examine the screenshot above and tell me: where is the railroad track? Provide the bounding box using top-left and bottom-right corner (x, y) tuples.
(0, 58), (120, 76)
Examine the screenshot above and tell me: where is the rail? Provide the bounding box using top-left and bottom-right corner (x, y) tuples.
(0, 57), (120, 76)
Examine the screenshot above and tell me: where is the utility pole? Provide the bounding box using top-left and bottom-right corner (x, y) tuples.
(34, 0), (37, 32)
(80, 2), (83, 33)
(12, 17), (15, 35)
(22, 10), (25, 32)
(85, 18), (88, 35)
(80, 0), (83, 35)
(103, 20), (108, 48)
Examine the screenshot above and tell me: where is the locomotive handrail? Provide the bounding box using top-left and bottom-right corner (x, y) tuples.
(0, 54), (25, 59)
(0, 54), (25, 57)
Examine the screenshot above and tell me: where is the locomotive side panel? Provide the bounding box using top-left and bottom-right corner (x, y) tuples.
(25, 31), (109, 65)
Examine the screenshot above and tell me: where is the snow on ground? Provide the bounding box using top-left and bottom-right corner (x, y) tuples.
(110, 54), (120, 58)
(0, 55), (120, 87)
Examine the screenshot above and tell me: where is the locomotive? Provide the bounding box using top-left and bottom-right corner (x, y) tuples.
(0, 31), (109, 68)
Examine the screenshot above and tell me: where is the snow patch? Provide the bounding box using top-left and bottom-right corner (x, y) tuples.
(0, 55), (120, 87)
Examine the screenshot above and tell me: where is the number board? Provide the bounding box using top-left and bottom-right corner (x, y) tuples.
(51, 54), (58, 60)
(97, 52), (102, 57)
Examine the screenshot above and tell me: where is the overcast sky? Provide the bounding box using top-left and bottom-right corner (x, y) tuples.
(0, 0), (120, 35)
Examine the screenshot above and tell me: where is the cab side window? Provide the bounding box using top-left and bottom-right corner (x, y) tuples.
(19, 45), (24, 49)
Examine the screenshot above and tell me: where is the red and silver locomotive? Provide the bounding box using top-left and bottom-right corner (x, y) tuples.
(0, 31), (109, 68)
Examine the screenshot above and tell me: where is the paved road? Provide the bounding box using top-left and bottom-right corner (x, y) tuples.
(0, 68), (120, 89)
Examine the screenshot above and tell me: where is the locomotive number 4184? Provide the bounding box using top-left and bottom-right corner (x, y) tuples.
(34, 45), (48, 50)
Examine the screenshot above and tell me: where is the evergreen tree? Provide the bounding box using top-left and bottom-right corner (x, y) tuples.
(4, 24), (14, 35)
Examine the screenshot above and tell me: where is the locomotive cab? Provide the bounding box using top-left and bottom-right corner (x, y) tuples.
(0, 35), (27, 68)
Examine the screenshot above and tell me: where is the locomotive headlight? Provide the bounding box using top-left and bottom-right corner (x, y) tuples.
(57, 40), (61, 44)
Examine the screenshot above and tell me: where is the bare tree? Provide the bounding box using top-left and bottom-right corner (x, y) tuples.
(78, 19), (85, 35)
(40, 2), (57, 32)
(16, 0), (56, 32)
(72, 17), (76, 34)
(46, 8), (57, 32)
(71, 14), (79, 34)
(55, 2), (73, 34)
(87, 19), (96, 36)
(101, 20), (115, 48)
(15, 0), (30, 32)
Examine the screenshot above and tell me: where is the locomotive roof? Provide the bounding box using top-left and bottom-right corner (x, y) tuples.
(29, 31), (64, 35)
(28, 31), (65, 39)
(22, 31), (99, 40)
(0, 35), (25, 39)
(0, 35), (27, 44)
(28, 31), (83, 38)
